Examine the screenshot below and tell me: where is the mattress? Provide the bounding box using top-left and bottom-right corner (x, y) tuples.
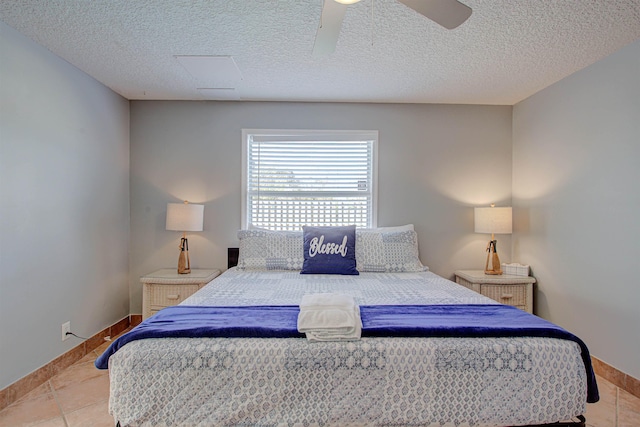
(106, 268), (590, 426)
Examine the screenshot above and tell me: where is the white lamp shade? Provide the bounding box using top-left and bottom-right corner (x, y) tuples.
(474, 206), (512, 234)
(166, 203), (204, 232)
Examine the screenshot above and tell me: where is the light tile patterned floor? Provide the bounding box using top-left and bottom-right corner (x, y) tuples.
(1, 337), (638, 426)
(0, 338), (115, 427)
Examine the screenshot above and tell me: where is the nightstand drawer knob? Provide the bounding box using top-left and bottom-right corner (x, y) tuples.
(167, 294), (180, 300)
(501, 294), (514, 299)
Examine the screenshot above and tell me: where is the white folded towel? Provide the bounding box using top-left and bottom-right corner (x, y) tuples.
(298, 293), (362, 342)
(300, 293), (355, 310)
(298, 306), (359, 331)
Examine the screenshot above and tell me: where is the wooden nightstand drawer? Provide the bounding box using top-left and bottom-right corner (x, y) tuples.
(454, 270), (536, 314)
(141, 268), (221, 319)
(147, 283), (200, 309)
(480, 284), (527, 307)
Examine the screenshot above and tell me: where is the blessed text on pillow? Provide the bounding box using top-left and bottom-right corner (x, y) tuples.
(301, 225), (359, 275)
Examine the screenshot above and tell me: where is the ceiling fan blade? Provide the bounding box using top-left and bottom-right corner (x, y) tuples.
(397, 0), (472, 29)
(313, 0), (348, 56)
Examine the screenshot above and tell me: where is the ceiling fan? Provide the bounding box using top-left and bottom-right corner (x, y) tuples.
(313, 0), (472, 55)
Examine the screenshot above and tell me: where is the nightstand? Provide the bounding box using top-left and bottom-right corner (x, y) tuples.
(141, 269), (221, 319)
(454, 270), (536, 313)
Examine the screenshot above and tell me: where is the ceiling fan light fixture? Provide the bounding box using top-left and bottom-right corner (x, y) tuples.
(334, 0), (361, 4)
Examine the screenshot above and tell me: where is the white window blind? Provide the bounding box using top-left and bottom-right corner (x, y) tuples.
(242, 130), (378, 231)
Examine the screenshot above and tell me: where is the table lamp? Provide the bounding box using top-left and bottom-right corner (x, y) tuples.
(166, 201), (204, 274)
(474, 204), (512, 275)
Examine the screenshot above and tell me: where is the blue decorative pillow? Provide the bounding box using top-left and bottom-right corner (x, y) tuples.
(301, 225), (359, 275)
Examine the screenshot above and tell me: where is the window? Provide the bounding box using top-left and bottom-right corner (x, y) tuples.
(242, 129), (378, 230)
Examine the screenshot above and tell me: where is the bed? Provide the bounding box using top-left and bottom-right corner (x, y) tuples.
(98, 227), (597, 426)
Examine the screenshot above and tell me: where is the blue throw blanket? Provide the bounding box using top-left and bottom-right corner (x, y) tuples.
(95, 304), (598, 402)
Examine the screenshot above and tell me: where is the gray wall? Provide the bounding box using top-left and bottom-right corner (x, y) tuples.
(0, 22), (130, 389)
(129, 101), (513, 313)
(512, 40), (640, 379)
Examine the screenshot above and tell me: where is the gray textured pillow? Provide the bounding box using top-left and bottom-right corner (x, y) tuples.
(236, 229), (304, 270)
(355, 229), (427, 272)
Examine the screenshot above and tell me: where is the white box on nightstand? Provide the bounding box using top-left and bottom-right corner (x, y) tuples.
(501, 263), (530, 276)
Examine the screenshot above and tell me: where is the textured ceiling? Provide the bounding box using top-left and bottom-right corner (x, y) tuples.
(1, 0), (639, 105)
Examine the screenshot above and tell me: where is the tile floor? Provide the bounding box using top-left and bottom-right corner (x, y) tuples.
(0, 336), (116, 427)
(1, 338), (638, 427)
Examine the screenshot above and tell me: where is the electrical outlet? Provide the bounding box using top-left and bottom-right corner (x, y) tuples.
(62, 321), (71, 341)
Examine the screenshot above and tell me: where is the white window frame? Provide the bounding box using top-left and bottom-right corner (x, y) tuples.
(241, 129), (378, 230)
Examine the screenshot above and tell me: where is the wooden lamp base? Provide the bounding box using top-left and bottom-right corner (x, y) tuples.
(484, 238), (503, 275)
(177, 236), (191, 274)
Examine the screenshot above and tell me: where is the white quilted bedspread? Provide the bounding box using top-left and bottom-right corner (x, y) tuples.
(108, 269), (587, 426)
